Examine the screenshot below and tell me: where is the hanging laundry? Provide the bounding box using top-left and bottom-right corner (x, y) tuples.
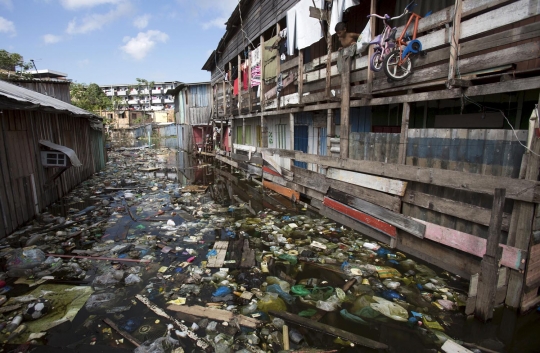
(286, 8), (296, 56)
(231, 65), (239, 81)
(295, 0), (324, 50)
(233, 78), (239, 96)
(250, 46), (262, 87)
(263, 35), (279, 82)
(330, 0), (361, 36)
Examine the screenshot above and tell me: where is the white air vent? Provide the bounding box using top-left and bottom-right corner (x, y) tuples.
(41, 151), (67, 167)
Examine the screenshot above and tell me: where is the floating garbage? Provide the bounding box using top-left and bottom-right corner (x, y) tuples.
(0, 146), (504, 352)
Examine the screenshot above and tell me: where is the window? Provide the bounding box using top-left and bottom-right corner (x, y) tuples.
(276, 124), (287, 149)
(41, 151), (67, 167)
(107, 113), (113, 120)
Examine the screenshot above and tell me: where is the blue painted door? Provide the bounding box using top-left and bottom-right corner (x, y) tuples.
(294, 125), (308, 169)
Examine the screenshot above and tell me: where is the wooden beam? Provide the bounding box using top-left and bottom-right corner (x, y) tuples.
(238, 54), (242, 115)
(263, 180), (300, 201)
(397, 101), (410, 164)
(167, 305), (261, 329)
(447, 0), (463, 85)
(403, 189), (510, 231)
(331, 178), (402, 212)
(328, 188), (425, 238)
(414, 218), (525, 271)
(298, 50), (304, 105)
(475, 188), (506, 321)
(327, 167), (408, 196)
(291, 165), (329, 194)
(269, 311), (388, 350)
(289, 113), (295, 170)
(278, 151), (540, 202)
(366, 0), (376, 93)
(339, 50), (351, 159)
(215, 154), (238, 168)
(321, 205), (391, 244)
(323, 197), (398, 237)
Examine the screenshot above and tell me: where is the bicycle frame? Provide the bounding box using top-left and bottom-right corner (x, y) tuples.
(395, 12), (422, 65)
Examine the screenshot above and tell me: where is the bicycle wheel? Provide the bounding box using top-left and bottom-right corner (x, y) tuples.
(370, 51), (383, 72)
(383, 50), (413, 81)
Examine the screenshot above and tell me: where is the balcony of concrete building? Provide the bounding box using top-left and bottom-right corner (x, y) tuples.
(117, 90), (127, 96)
(128, 99), (139, 104)
(152, 97), (163, 104)
(129, 89), (139, 95)
(151, 88), (162, 94)
(151, 105), (164, 111)
(164, 95), (174, 103)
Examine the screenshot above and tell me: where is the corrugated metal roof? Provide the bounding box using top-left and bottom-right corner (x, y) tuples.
(0, 79), (98, 119)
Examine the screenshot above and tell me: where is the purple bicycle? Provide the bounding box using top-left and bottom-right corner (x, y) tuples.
(367, 7), (409, 72)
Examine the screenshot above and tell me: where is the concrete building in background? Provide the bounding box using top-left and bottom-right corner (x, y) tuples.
(99, 81), (181, 112)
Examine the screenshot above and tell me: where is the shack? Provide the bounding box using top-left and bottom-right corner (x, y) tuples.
(203, 0), (540, 315)
(0, 79), (105, 238)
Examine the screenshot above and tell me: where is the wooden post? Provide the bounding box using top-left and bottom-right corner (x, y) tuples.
(242, 118), (246, 145)
(326, 108), (333, 155)
(506, 94), (540, 309)
(276, 23), (281, 109)
(366, 0), (376, 93)
(339, 52), (351, 159)
(298, 50), (304, 105)
(231, 119), (236, 148)
(238, 54), (242, 114)
(397, 102), (410, 164)
(220, 120), (224, 150)
(325, 6), (333, 98)
(248, 48), (252, 113)
(222, 80), (226, 117)
(475, 188), (506, 321)
(260, 35), (268, 148)
(289, 113), (295, 170)
(260, 35), (266, 111)
(447, 0), (463, 86)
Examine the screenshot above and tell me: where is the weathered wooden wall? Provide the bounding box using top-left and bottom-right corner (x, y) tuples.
(349, 132), (401, 164)
(9, 81), (71, 103)
(0, 110), (105, 238)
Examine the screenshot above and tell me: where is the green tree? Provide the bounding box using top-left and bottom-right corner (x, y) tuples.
(0, 49), (33, 78)
(70, 83), (115, 114)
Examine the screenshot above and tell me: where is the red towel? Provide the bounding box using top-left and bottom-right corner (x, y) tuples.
(233, 78), (239, 96)
(242, 67), (249, 90)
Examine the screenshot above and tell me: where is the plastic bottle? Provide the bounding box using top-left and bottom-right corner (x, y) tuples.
(3, 315), (22, 334)
(266, 284), (295, 304)
(240, 300), (258, 315)
(266, 276), (290, 292)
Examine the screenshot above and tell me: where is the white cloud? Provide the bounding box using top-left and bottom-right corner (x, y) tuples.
(177, 0), (237, 29)
(0, 0), (13, 10)
(0, 16), (15, 36)
(66, 2), (132, 34)
(59, 0), (123, 10)
(43, 34), (62, 44)
(202, 17), (227, 30)
(120, 30), (168, 60)
(133, 14), (150, 29)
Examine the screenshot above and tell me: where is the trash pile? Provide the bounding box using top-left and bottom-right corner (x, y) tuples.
(0, 147), (494, 352)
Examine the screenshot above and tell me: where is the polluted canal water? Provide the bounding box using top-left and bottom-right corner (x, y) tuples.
(0, 145), (539, 353)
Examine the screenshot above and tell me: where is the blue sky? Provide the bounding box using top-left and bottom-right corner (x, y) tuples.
(0, 0), (237, 85)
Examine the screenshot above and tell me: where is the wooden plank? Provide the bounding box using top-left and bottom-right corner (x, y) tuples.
(263, 180), (300, 201)
(403, 189), (510, 231)
(323, 197), (397, 237)
(216, 154), (239, 168)
(167, 304), (261, 329)
(327, 188), (425, 238)
(283, 151), (540, 203)
(330, 178), (401, 212)
(269, 310), (387, 350)
(415, 218), (525, 270)
(475, 188), (506, 321)
(442, 339), (474, 353)
(291, 165), (329, 194)
(398, 102), (410, 164)
(326, 168), (408, 196)
(321, 205), (391, 244)
(340, 52), (351, 158)
(207, 241), (229, 268)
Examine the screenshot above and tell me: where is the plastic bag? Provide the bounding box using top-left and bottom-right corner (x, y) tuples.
(356, 19), (372, 54)
(316, 294), (341, 312)
(135, 332), (179, 353)
(212, 286), (232, 297)
(124, 274), (142, 286)
(340, 309), (369, 325)
(370, 296), (408, 322)
(7, 249), (46, 271)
